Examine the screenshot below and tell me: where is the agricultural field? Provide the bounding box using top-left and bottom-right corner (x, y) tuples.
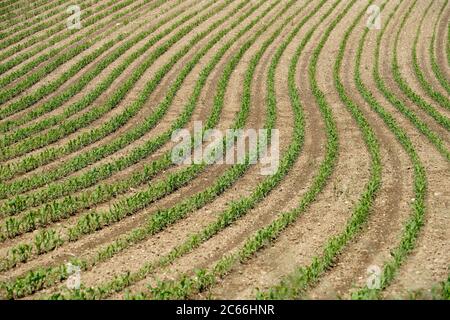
(0, 0), (448, 301)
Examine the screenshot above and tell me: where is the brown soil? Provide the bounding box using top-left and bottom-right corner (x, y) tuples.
(0, 0), (448, 301)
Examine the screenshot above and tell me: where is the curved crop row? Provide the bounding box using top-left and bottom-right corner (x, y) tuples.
(0, 0), (49, 21)
(411, 1), (450, 111)
(352, 0), (429, 299)
(0, 0), (53, 22)
(0, 0), (167, 88)
(0, 0), (293, 298)
(429, 0), (450, 95)
(46, 0), (317, 300)
(0, 1), (66, 31)
(0, 0), (65, 40)
(390, 0), (450, 132)
(0, 0), (275, 272)
(0, 0), (191, 147)
(0, 0), (238, 215)
(0, 0), (154, 77)
(0, 2), (225, 185)
(0, 0), (134, 61)
(0, 0), (110, 59)
(0, 37), (116, 116)
(0, 0), (96, 50)
(369, 2), (450, 162)
(120, 0), (347, 301)
(258, 0), (385, 298)
(0, 0), (262, 240)
(0, 0), (164, 107)
(0, 0), (444, 302)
